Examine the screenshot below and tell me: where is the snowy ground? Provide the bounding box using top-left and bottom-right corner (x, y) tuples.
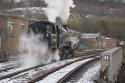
(0, 57), (83, 83)
(76, 62), (100, 83)
(37, 58), (94, 83)
(0, 60), (19, 68)
(0, 60), (21, 73)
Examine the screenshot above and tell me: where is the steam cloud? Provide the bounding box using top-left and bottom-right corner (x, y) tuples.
(19, 33), (60, 67)
(43, 0), (75, 23)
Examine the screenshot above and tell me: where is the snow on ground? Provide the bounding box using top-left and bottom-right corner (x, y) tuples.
(0, 61), (18, 68)
(0, 65), (31, 76)
(76, 62), (100, 83)
(0, 57), (82, 83)
(37, 58), (93, 83)
(0, 60), (21, 72)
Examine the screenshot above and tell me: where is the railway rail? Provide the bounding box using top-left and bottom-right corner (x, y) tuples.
(34, 57), (100, 83)
(0, 60), (22, 73)
(60, 59), (100, 83)
(0, 55), (99, 83)
(0, 49), (103, 72)
(0, 62), (21, 72)
(0, 49), (103, 83)
(28, 54), (99, 83)
(0, 57), (17, 63)
(0, 57), (20, 72)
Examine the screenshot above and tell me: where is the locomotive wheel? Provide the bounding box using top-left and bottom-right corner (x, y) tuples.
(61, 46), (74, 60)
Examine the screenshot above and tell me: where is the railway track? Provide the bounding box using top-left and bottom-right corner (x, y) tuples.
(0, 62), (21, 73)
(0, 60), (22, 74)
(0, 49), (103, 83)
(34, 57), (100, 83)
(27, 55), (99, 83)
(0, 49), (103, 73)
(0, 57), (20, 72)
(0, 57), (17, 63)
(60, 59), (100, 83)
(0, 55), (99, 83)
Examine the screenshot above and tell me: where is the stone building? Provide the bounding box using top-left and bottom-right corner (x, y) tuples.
(81, 33), (103, 49)
(0, 14), (28, 58)
(103, 37), (117, 49)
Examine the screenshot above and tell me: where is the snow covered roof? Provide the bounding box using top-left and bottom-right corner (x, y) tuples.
(10, 7), (44, 14)
(102, 36), (116, 40)
(81, 33), (101, 39)
(104, 37), (112, 39)
(68, 29), (80, 33)
(0, 13), (28, 20)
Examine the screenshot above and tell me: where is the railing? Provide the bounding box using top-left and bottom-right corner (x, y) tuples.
(100, 47), (123, 83)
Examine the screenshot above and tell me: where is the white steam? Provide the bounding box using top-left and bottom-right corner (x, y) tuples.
(19, 33), (60, 67)
(43, 0), (75, 23)
(13, 0), (21, 3)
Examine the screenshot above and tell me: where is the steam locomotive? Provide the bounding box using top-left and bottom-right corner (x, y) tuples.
(28, 21), (80, 59)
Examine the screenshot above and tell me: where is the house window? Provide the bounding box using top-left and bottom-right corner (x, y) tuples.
(8, 21), (15, 35)
(20, 23), (25, 34)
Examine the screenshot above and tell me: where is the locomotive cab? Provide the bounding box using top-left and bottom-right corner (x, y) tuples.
(28, 21), (61, 50)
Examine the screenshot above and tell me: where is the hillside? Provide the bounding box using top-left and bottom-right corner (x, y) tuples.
(1, 0), (125, 18)
(74, 0), (125, 18)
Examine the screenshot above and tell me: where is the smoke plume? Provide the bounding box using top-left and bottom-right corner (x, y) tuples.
(19, 33), (60, 67)
(43, 0), (75, 23)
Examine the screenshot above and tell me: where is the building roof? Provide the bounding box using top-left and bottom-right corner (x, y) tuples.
(68, 29), (80, 33)
(0, 12), (28, 20)
(11, 7), (44, 13)
(81, 33), (101, 39)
